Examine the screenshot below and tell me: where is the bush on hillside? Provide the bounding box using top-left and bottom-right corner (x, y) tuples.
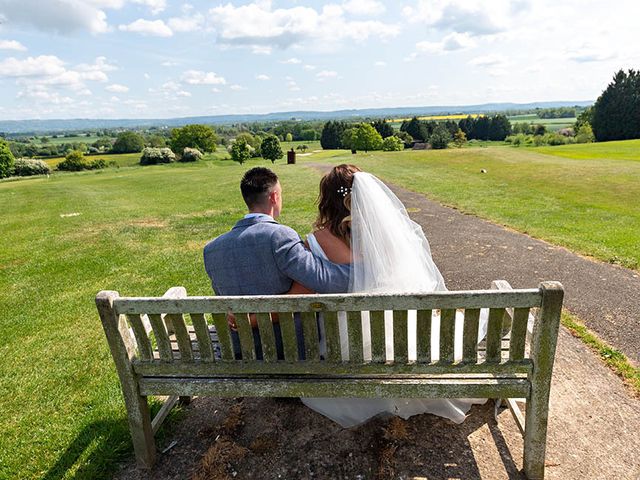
(180, 147), (203, 162)
(57, 150), (86, 171)
(140, 147), (176, 165)
(112, 131), (145, 153)
(429, 125), (452, 149)
(13, 158), (51, 176)
(381, 135), (404, 151)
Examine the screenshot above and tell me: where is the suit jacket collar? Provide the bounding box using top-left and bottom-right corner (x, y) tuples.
(233, 215), (279, 229)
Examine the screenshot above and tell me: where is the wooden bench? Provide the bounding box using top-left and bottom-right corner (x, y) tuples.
(96, 280), (563, 480)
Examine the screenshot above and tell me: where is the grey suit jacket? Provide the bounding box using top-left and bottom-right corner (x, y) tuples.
(203, 215), (351, 295)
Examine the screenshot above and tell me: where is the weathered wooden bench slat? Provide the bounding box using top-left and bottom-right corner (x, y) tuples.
(278, 311), (298, 362)
(416, 309), (431, 363)
(234, 313), (255, 361)
(486, 308), (504, 363)
(211, 313), (233, 361)
(126, 314), (153, 361)
(393, 310), (408, 364)
(439, 308), (456, 363)
(132, 359), (533, 376)
(301, 311), (320, 361)
(139, 376), (531, 399)
(462, 308), (480, 363)
(347, 311), (363, 362)
(147, 314), (172, 361)
(257, 313), (277, 362)
(190, 313), (215, 362)
(167, 313), (193, 362)
(322, 311), (341, 362)
(369, 310), (385, 363)
(113, 290), (543, 315)
(509, 308), (530, 362)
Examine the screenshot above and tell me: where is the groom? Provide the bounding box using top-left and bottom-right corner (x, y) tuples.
(203, 167), (351, 358)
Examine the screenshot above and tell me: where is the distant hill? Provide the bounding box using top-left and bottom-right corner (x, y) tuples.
(0, 101), (593, 134)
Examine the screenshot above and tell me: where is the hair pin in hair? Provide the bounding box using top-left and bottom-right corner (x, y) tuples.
(337, 186), (352, 198)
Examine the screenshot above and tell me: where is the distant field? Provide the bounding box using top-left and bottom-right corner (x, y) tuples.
(40, 135), (102, 145)
(508, 114), (577, 132)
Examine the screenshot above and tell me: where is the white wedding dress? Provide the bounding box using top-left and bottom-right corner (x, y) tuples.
(301, 172), (488, 427)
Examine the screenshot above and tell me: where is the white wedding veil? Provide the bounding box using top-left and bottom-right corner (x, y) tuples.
(349, 172), (446, 294)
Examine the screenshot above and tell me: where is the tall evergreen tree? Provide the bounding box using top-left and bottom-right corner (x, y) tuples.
(371, 119), (395, 138)
(592, 69), (640, 141)
(488, 114), (512, 140)
(473, 116), (491, 140)
(320, 121), (347, 149)
(403, 117), (426, 141)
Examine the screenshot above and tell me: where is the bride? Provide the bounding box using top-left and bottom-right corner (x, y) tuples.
(293, 164), (487, 428)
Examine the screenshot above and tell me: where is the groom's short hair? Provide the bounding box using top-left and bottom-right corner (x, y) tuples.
(241, 167), (279, 208)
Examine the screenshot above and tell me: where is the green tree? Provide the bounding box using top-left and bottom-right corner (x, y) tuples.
(592, 69), (640, 141)
(381, 135), (404, 151)
(429, 125), (452, 149)
(285, 133), (293, 142)
(170, 124), (218, 154)
(453, 129), (467, 148)
(111, 131), (145, 153)
(320, 121), (347, 149)
(340, 127), (358, 151)
(353, 123), (383, 152)
(488, 114), (512, 140)
(403, 117), (427, 141)
(0, 139), (15, 178)
(372, 119), (395, 138)
(230, 138), (251, 165)
(147, 134), (167, 148)
(261, 135), (283, 163)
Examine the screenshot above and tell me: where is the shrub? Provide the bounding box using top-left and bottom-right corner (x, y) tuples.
(381, 136), (404, 151)
(57, 150), (87, 171)
(140, 147), (176, 165)
(13, 158), (52, 176)
(180, 147), (203, 162)
(0, 139), (15, 178)
(575, 123), (595, 143)
(86, 158), (107, 170)
(429, 125), (452, 149)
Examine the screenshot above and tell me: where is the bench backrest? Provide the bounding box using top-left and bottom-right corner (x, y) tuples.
(98, 282), (563, 380)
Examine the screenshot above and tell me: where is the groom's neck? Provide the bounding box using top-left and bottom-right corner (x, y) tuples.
(248, 206), (276, 218)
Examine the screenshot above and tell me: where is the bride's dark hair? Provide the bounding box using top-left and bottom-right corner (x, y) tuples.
(314, 164), (361, 244)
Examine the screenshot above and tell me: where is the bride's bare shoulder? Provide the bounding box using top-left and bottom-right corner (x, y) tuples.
(312, 229), (352, 264)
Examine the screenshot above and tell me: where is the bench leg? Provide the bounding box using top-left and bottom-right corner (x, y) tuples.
(523, 390), (549, 480)
(123, 392), (156, 469)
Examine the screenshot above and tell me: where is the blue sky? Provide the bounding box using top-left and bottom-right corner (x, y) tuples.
(0, 0), (638, 120)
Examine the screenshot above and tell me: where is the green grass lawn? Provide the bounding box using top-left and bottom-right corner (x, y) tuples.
(2, 140), (639, 478)
(0, 158), (322, 479)
(304, 144), (640, 270)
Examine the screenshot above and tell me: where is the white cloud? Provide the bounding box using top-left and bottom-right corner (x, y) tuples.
(144, 73), (150, 79)
(303, 64), (316, 71)
(207, 2), (400, 52)
(229, 84), (246, 91)
(176, 90), (191, 97)
(106, 83), (129, 93)
(161, 61), (179, 67)
(251, 46), (272, 55)
(0, 55), (66, 77)
(282, 58), (302, 64)
(131, 0), (166, 15)
(412, 32), (476, 56)
(211, 87), (221, 93)
(565, 44), (617, 63)
(181, 70), (226, 85)
(0, 0), (114, 34)
(119, 19), (173, 37)
(256, 74), (270, 81)
(167, 12), (204, 32)
(0, 39), (27, 51)
(374, 61), (386, 67)
(343, 0), (385, 16)
(316, 70), (338, 80)
(17, 85), (73, 104)
(404, 0), (511, 36)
